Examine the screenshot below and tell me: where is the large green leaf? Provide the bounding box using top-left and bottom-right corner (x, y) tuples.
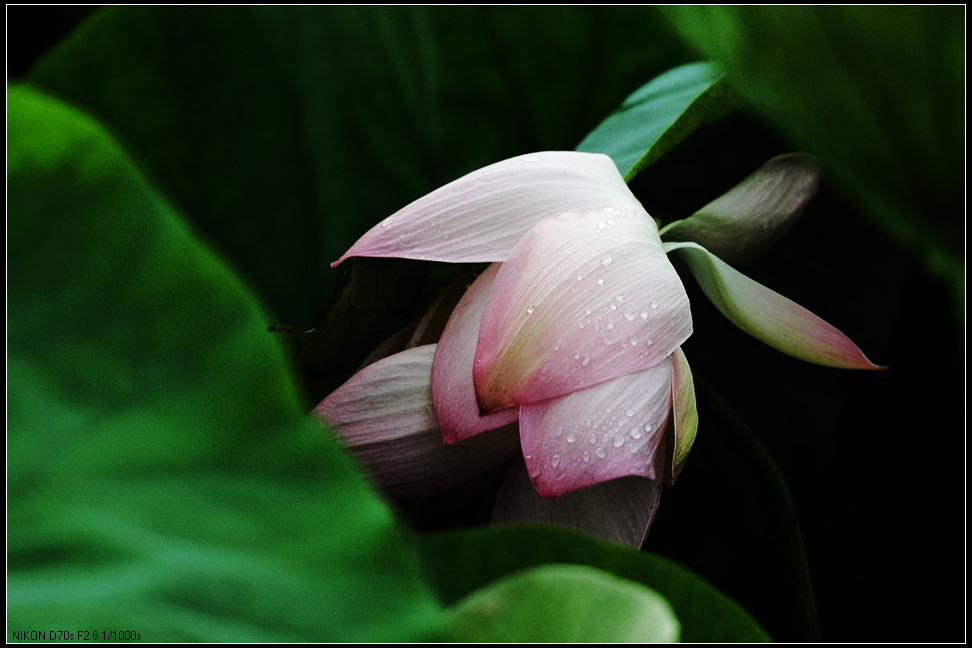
(418, 526), (770, 642)
(662, 6), (964, 299)
(578, 61), (744, 180)
(440, 564), (680, 643)
(27, 6), (695, 331)
(7, 86), (442, 642)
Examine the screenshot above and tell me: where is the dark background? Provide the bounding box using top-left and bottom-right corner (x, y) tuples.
(8, 6), (964, 642)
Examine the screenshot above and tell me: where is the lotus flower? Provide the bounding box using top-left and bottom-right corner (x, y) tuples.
(315, 151), (880, 545)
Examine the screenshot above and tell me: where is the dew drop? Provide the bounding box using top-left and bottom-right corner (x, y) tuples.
(589, 433), (597, 444)
(650, 300), (659, 309)
(551, 454), (561, 467)
(586, 308), (592, 315)
(567, 433), (577, 443)
(595, 447), (607, 459)
(607, 219), (616, 225)
(601, 255), (613, 266)
(615, 293), (624, 302)
(526, 305), (535, 314)
(606, 319), (615, 330)
(630, 337), (639, 346)
(596, 278), (605, 285)
(613, 434), (626, 448)
(583, 452), (591, 463)
(629, 427), (642, 440)
(555, 426), (564, 436)
(602, 206), (614, 212)
(626, 408), (635, 417)
(574, 351), (582, 360)
(581, 355), (591, 367)
(577, 274), (584, 281)
(629, 445), (639, 454)
(597, 222), (607, 230)
(644, 422), (653, 432)
(640, 310), (649, 320)
(624, 310), (637, 321)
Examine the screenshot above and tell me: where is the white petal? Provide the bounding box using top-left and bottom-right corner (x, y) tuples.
(315, 345), (519, 498)
(333, 152), (641, 265)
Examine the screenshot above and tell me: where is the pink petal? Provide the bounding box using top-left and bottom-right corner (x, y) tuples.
(332, 152), (641, 266)
(666, 241), (884, 370)
(668, 347), (698, 484)
(474, 210), (692, 412)
(518, 362), (673, 499)
(432, 264), (519, 443)
(314, 345), (520, 498)
(492, 447), (665, 548)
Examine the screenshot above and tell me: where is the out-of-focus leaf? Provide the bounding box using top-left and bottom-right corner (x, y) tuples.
(440, 564), (680, 643)
(578, 61), (745, 180)
(662, 6), (964, 299)
(28, 6), (695, 330)
(7, 86), (441, 642)
(418, 526), (771, 642)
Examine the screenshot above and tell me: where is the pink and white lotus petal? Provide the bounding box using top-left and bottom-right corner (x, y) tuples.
(518, 361), (673, 499)
(432, 264), (519, 443)
(665, 241), (883, 370)
(474, 210), (692, 412)
(315, 345), (520, 498)
(332, 152), (641, 266)
(492, 440), (666, 548)
(661, 153), (821, 266)
(668, 347), (698, 484)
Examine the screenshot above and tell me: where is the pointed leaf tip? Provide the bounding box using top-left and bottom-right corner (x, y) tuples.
(666, 242), (883, 370)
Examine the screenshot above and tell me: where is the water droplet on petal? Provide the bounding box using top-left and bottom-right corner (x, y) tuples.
(606, 319), (615, 330)
(615, 293), (624, 302)
(589, 433), (597, 444)
(595, 447), (607, 459)
(581, 355), (591, 367)
(625, 408), (635, 417)
(567, 433), (577, 443)
(629, 445), (638, 454)
(644, 422), (653, 432)
(555, 426), (564, 436)
(650, 300), (659, 309)
(630, 337), (639, 346)
(613, 434), (626, 448)
(640, 310), (649, 320)
(526, 305), (535, 314)
(577, 274), (584, 281)
(597, 278), (605, 285)
(624, 310), (637, 321)
(551, 454), (561, 467)
(574, 351), (582, 360)
(597, 222), (607, 230)
(601, 255), (613, 266)
(629, 427), (642, 439)
(583, 452), (591, 463)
